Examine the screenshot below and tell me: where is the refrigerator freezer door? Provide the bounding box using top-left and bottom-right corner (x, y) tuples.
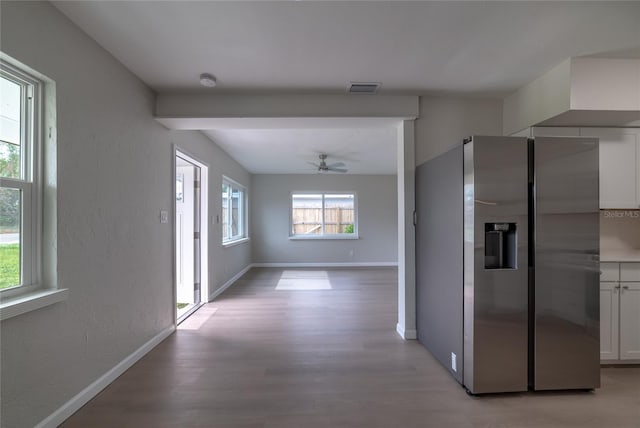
(533, 136), (600, 390)
(464, 136), (529, 394)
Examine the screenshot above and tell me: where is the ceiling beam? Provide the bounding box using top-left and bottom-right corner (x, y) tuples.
(155, 94), (419, 130)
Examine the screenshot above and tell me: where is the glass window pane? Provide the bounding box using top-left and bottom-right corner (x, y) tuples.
(222, 183), (229, 240)
(0, 187), (21, 289)
(231, 187), (241, 237)
(324, 194), (355, 234)
(0, 76), (22, 179)
(292, 194), (322, 235)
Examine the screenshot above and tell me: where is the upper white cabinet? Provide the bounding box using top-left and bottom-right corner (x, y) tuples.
(579, 128), (640, 209)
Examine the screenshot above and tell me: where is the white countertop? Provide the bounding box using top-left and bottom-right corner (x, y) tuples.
(601, 251), (640, 263)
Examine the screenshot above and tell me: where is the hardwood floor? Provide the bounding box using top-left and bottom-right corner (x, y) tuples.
(62, 267), (640, 428)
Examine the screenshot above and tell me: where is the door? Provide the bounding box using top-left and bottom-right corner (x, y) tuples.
(533, 136), (600, 390)
(464, 136), (529, 394)
(175, 151), (208, 323)
(620, 282), (640, 360)
(599, 282), (620, 361)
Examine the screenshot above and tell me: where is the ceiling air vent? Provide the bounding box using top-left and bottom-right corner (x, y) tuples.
(348, 82), (381, 94)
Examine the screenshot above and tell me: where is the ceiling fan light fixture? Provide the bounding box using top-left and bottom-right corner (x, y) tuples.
(309, 154), (348, 173)
(199, 73), (217, 88)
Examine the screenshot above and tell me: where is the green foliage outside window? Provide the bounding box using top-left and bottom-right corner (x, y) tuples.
(0, 142), (20, 232)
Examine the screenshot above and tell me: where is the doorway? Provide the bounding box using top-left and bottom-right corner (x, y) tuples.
(175, 150), (208, 323)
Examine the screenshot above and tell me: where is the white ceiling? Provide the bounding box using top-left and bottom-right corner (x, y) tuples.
(52, 1), (640, 174)
(53, 1), (640, 95)
(203, 127), (398, 175)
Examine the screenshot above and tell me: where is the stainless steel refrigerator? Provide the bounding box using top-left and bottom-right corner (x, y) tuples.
(416, 135), (600, 394)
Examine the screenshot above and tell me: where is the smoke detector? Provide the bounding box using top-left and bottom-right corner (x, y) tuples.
(347, 82), (381, 94)
(199, 73), (217, 88)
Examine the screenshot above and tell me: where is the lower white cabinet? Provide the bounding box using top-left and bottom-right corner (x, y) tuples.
(619, 282), (640, 360)
(600, 263), (640, 362)
(600, 281), (619, 360)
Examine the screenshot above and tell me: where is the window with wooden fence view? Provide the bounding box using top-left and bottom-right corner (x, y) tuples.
(291, 193), (356, 237)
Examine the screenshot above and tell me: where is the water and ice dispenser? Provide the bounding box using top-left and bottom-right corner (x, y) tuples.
(484, 223), (517, 269)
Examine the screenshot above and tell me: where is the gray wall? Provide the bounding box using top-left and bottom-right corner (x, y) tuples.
(415, 96), (503, 164)
(0, 2), (250, 427)
(251, 174), (398, 264)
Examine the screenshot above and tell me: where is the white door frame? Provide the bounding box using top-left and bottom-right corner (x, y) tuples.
(173, 146), (209, 324)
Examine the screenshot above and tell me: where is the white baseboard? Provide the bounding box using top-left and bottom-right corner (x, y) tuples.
(35, 325), (175, 428)
(252, 262), (398, 268)
(405, 329), (417, 340)
(208, 264), (252, 301)
(396, 323), (417, 340)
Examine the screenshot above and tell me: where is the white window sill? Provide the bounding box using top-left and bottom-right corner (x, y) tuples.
(289, 235), (360, 241)
(223, 237), (250, 248)
(0, 288), (69, 321)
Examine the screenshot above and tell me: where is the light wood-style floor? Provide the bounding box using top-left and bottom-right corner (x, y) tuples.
(63, 267), (640, 428)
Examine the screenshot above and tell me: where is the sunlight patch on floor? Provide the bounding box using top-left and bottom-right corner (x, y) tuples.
(276, 270), (332, 290)
(178, 306), (218, 330)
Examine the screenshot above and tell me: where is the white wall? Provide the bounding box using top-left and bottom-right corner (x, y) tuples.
(415, 96), (504, 165)
(601, 210), (640, 257)
(251, 174), (397, 265)
(0, 2), (250, 427)
(570, 58), (640, 111)
(502, 59), (572, 136)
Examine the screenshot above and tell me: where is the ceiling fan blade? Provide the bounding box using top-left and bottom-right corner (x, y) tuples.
(328, 168), (348, 173)
(327, 162), (346, 168)
(307, 161), (320, 168)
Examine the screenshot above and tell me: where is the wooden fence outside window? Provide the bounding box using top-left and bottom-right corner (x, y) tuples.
(292, 208), (354, 235)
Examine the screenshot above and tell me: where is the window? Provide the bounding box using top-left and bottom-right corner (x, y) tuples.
(222, 177), (247, 244)
(291, 193), (357, 238)
(0, 62), (41, 294)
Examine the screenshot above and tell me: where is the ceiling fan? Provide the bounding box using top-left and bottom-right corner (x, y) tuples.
(308, 154), (348, 173)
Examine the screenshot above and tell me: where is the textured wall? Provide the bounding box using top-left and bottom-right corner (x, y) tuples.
(0, 2), (250, 427)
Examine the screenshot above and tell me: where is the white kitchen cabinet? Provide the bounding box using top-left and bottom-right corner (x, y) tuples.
(600, 262), (620, 281)
(600, 262), (640, 362)
(619, 282), (640, 360)
(600, 281), (620, 360)
(580, 128), (640, 209)
(621, 263), (640, 281)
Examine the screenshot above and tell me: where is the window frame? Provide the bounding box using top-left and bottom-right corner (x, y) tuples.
(221, 176), (248, 246)
(0, 61), (43, 298)
(289, 191), (359, 240)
